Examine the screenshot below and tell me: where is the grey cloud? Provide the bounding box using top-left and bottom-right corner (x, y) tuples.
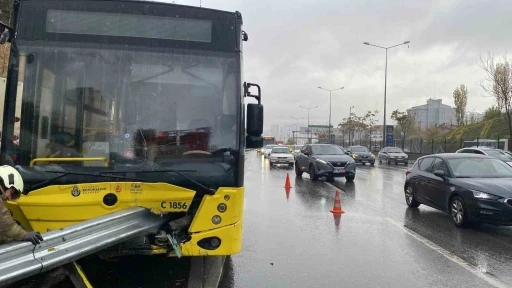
(174, 0), (508, 129)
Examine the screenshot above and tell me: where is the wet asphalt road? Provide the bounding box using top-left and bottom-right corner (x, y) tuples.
(220, 151), (512, 288)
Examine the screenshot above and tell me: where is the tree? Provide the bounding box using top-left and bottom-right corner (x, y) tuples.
(391, 109), (417, 148)
(0, 0), (13, 27)
(338, 113), (366, 145)
(363, 110), (379, 142)
(423, 126), (442, 139)
(483, 105), (502, 121)
(479, 54), (512, 150)
(453, 84), (468, 126)
(314, 130), (329, 143)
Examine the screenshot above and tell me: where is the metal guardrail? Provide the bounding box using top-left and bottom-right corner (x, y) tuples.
(0, 207), (168, 286)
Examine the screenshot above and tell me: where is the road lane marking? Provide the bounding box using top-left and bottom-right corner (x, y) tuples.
(387, 218), (511, 288)
(324, 181), (346, 193)
(323, 171), (509, 287)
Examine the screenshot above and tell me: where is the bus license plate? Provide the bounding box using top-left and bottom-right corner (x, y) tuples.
(334, 168), (344, 173)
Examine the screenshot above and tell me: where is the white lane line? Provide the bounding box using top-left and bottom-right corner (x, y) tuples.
(324, 181), (345, 193)
(387, 218), (511, 288)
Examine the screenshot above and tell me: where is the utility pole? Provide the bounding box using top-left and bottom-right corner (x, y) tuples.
(349, 106), (354, 146)
(291, 116), (303, 145)
(363, 40), (410, 147)
(318, 86), (344, 144)
(300, 105), (318, 144)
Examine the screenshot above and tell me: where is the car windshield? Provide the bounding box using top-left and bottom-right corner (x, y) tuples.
(448, 157), (512, 178)
(486, 150), (512, 161)
(351, 147), (369, 152)
(312, 145), (344, 155)
(387, 148), (403, 153)
(271, 147), (290, 153)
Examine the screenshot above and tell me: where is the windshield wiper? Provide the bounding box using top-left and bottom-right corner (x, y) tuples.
(29, 171), (147, 191)
(100, 169), (216, 195)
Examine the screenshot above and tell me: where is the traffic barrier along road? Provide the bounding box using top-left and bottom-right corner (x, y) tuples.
(0, 207), (168, 286)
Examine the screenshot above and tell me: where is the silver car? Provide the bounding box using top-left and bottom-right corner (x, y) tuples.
(291, 145), (302, 158)
(455, 147), (512, 166)
(262, 144), (277, 158)
(378, 147), (408, 165)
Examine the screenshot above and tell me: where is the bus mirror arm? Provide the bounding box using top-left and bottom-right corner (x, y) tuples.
(244, 82), (261, 104)
(245, 82), (263, 149)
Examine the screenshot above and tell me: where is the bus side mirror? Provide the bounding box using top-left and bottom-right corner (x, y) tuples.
(246, 103), (263, 148)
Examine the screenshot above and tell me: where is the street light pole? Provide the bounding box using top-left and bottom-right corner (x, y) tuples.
(363, 40), (409, 147)
(318, 86), (344, 143)
(291, 116), (303, 144)
(349, 105), (354, 145)
(300, 105), (318, 144)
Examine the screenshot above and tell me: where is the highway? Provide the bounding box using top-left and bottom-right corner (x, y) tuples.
(219, 151), (512, 288)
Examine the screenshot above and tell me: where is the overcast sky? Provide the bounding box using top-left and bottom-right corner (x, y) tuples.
(174, 0), (509, 130)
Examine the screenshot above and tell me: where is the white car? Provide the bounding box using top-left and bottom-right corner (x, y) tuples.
(262, 144), (277, 158)
(291, 145), (302, 158)
(269, 146), (295, 167)
(455, 147), (512, 166)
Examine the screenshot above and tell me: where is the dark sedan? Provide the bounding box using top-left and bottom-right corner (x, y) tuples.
(404, 153), (512, 227)
(295, 144), (356, 182)
(346, 145), (375, 165)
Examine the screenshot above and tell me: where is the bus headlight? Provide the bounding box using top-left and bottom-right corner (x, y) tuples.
(217, 203), (227, 213)
(212, 215), (222, 225)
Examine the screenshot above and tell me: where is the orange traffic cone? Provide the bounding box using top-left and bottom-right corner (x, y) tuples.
(285, 187), (291, 200)
(333, 214), (342, 231)
(284, 173), (292, 188)
(330, 190), (345, 214)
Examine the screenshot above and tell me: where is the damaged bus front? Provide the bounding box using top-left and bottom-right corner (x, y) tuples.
(0, 0), (263, 257)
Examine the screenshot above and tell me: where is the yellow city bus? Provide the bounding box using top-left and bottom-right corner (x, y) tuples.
(0, 0), (263, 257)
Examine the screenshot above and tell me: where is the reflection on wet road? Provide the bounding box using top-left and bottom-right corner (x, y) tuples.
(220, 152), (512, 288)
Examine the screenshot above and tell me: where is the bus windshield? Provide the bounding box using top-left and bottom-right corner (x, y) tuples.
(3, 1), (242, 189)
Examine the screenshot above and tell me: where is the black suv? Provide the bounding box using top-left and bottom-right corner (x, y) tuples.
(295, 144), (356, 182)
(346, 145), (375, 165)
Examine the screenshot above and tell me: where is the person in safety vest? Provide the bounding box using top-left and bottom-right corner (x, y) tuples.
(0, 165), (43, 245)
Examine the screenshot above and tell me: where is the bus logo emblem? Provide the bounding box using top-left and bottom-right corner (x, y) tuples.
(71, 185), (81, 197)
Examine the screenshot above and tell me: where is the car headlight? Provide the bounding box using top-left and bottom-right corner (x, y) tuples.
(347, 158), (355, 163)
(371, 154), (375, 158)
(352, 154), (358, 158)
(471, 190), (500, 200)
(316, 159), (327, 164)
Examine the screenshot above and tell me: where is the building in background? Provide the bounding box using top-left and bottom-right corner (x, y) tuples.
(407, 99), (456, 129)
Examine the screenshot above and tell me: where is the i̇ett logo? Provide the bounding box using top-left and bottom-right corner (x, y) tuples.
(71, 185), (81, 197)
(115, 183), (122, 193)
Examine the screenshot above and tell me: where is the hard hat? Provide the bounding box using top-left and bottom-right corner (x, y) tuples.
(0, 165), (24, 194)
